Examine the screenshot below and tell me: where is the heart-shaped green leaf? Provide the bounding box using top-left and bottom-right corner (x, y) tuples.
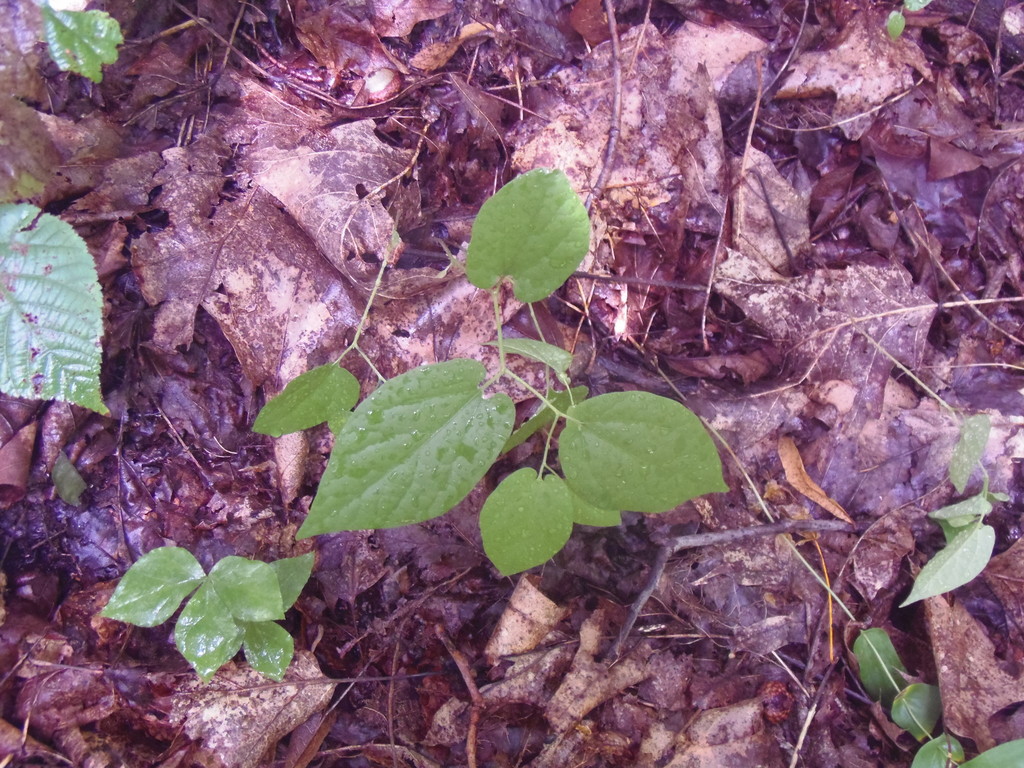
(961, 739), (1024, 768)
(176, 581), (244, 682)
(102, 547), (205, 627)
(270, 553), (314, 609)
(465, 169), (590, 302)
(206, 557), (285, 623)
(242, 621), (294, 681)
(480, 469), (574, 575)
(912, 735), (963, 768)
(254, 364), (360, 436)
(299, 359), (514, 535)
(560, 392), (726, 513)
(569, 489), (621, 527)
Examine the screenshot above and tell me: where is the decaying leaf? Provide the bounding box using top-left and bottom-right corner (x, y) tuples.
(484, 575), (567, 664)
(169, 652), (335, 768)
(776, 11), (932, 139)
(778, 435), (853, 524)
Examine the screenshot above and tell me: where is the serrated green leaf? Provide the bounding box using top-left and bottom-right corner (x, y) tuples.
(929, 494), (990, 526)
(853, 628), (907, 708)
(961, 739), (1024, 767)
(569, 488), (621, 527)
(299, 359), (514, 536)
(0, 204), (107, 413)
(242, 621), (294, 681)
(270, 553), (314, 609)
(207, 557), (284, 622)
(176, 581), (244, 682)
(901, 524), (995, 607)
(465, 169), (590, 303)
(39, 5), (122, 83)
(502, 386), (586, 454)
(560, 392), (726, 513)
(893, 683), (941, 741)
(102, 547), (205, 627)
(491, 338), (573, 377)
(480, 469), (574, 576)
(949, 414), (990, 494)
(253, 364), (360, 437)
(887, 10), (906, 39)
(912, 735), (964, 768)
(52, 450), (86, 505)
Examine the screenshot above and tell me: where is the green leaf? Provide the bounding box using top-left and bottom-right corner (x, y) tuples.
(479, 469), (574, 576)
(492, 338), (573, 377)
(102, 547), (205, 627)
(0, 204), (107, 413)
(904, 0), (934, 11)
(52, 451), (86, 506)
(253, 364), (360, 437)
(176, 581), (244, 682)
(893, 683), (941, 741)
(853, 628), (907, 708)
(929, 494), (991, 528)
(299, 359), (514, 535)
(901, 523), (995, 607)
(961, 739), (1024, 768)
(270, 553), (314, 609)
(242, 621), (294, 681)
(206, 557), (285, 622)
(912, 735), (964, 768)
(569, 489), (621, 527)
(38, 5), (122, 83)
(949, 414), (990, 494)
(560, 392), (726, 513)
(502, 386), (586, 453)
(887, 10), (907, 39)
(465, 169), (590, 303)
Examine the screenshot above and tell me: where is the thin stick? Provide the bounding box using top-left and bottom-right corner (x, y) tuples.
(435, 626), (482, 768)
(670, 518), (852, 553)
(586, 0), (622, 211)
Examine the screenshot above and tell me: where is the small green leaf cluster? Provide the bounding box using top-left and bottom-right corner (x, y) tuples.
(38, 2), (123, 83)
(887, 0), (935, 39)
(901, 415), (1006, 606)
(101, 548), (314, 682)
(256, 169), (727, 576)
(854, 627), (1024, 767)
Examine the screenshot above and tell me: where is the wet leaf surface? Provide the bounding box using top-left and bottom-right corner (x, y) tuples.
(3, 0), (1024, 765)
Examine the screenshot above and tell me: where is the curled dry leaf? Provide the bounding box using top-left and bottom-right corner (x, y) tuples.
(778, 435), (853, 524)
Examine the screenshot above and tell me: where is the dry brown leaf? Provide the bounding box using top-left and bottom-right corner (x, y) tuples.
(484, 575), (567, 664)
(776, 12), (931, 139)
(169, 653), (335, 768)
(924, 597), (1024, 750)
(410, 22), (494, 71)
(544, 607), (652, 732)
(372, 0), (453, 37)
(778, 435), (853, 524)
(665, 698), (783, 768)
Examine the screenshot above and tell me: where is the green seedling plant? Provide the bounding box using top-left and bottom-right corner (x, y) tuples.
(854, 627), (1024, 767)
(102, 548), (314, 682)
(900, 414), (1007, 607)
(256, 169), (728, 576)
(887, 0), (935, 38)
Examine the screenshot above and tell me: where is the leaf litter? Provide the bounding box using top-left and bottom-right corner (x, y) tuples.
(1, 0), (1023, 766)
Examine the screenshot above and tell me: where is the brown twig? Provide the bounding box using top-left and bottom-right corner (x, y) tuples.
(434, 626), (482, 768)
(586, 0), (623, 211)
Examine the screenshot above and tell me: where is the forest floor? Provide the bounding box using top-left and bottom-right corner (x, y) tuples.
(2, 0), (1024, 766)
